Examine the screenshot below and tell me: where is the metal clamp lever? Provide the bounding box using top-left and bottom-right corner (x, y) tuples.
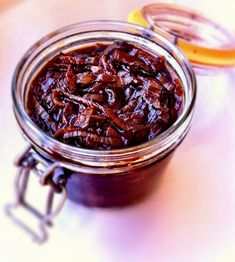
(5, 145), (67, 244)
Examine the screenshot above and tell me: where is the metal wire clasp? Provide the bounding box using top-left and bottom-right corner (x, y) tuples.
(5, 145), (68, 244)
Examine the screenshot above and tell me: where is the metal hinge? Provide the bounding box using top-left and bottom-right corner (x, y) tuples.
(5, 145), (68, 244)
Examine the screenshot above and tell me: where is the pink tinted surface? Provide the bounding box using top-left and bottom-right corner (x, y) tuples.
(1, 0), (235, 261)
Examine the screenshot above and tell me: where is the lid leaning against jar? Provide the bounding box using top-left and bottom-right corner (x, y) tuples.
(128, 3), (235, 69)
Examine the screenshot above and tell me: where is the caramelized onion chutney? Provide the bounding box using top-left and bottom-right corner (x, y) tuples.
(26, 41), (184, 150)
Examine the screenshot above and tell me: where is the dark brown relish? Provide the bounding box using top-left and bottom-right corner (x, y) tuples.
(26, 41), (184, 150)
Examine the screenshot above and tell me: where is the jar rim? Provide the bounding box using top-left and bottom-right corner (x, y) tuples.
(12, 20), (197, 166)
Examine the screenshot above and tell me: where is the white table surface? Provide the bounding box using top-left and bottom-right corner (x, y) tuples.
(1, 0), (235, 261)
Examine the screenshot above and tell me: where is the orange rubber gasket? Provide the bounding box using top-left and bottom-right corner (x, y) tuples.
(128, 8), (235, 67)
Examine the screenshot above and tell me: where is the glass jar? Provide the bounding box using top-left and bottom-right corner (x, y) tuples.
(8, 21), (196, 243)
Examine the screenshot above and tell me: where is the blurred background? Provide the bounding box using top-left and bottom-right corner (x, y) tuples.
(1, 1), (235, 262)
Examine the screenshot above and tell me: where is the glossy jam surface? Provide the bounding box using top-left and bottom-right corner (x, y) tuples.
(26, 41), (184, 150)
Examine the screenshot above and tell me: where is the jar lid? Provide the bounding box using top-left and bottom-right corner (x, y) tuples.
(128, 3), (235, 69)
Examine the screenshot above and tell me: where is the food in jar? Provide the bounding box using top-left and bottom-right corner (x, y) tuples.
(26, 41), (184, 150)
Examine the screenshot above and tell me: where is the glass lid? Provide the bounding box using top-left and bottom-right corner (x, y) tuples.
(128, 3), (235, 69)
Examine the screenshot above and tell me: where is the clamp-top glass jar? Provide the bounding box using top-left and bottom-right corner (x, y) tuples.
(7, 21), (196, 243)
